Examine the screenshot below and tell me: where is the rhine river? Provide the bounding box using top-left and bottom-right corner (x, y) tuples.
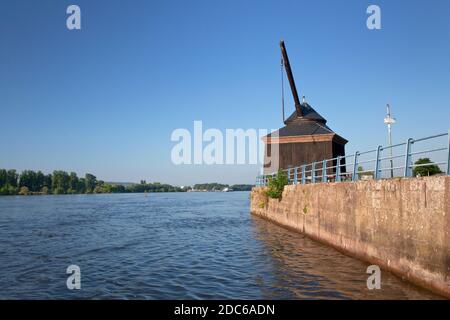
(0, 192), (440, 299)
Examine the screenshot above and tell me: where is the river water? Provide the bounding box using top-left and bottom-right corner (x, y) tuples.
(0, 192), (440, 299)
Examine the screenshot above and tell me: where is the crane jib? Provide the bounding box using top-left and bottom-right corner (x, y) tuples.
(280, 40), (302, 117)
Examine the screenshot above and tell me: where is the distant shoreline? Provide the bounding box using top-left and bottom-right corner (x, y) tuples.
(0, 168), (253, 196)
(0, 190), (251, 197)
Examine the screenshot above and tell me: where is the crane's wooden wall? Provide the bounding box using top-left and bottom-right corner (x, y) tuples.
(263, 140), (346, 175)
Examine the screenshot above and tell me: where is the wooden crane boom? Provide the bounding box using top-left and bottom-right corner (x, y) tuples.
(280, 40), (302, 116)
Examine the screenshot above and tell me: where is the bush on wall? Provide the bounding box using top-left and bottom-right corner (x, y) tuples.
(265, 170), (288, 200)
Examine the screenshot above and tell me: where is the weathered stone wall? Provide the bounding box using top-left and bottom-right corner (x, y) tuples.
(250, 176), (450, 298)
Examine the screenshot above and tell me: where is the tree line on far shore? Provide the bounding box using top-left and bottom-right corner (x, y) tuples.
(0, 169), (184, 195)
(192, 183), (252, 191)
(0, 169), (253, 195)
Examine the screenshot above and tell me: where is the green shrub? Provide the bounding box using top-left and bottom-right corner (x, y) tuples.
(0, 185), (8, 195)
(53, 187), (65, 195)
(303, 205), (308, 214)
(265, 170), (288, 200)
(0, 184), (18, 195)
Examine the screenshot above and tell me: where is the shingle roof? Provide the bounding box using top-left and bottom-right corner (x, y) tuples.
(266, 102), (346, 143)
(285, 102), (327, 124)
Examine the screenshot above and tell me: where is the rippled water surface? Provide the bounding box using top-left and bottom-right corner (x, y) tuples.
(0, 192), (441, 299)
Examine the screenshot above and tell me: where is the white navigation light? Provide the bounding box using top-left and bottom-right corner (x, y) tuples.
(384, 104), (396, 125)
(384, 116), (396, 125)
(384, 104), (396, 178)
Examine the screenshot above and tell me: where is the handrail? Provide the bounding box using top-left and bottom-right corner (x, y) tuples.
(256, 130), (450, 186)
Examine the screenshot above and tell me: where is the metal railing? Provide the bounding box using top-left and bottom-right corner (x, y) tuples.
(256, 130), (450, 186)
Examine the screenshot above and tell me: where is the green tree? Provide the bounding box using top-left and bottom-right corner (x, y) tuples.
(230, 184), (253, 191)
(68, 172), (79, 194)
(0, 169), (190, 196)
(53, 187), (65, 194)
(85, 173), (97, 193)
(6, 169), (18, 187)
(102, 183), (112, 193)
(0, 169), (19, 195)
(36, 171), (45, 191)
(93, 182), (112, 194)
(93, 180), (108, 193)
(413, 158), (443, 177)
(0, 169), (7, 188)
(0, 184), (18, 195)
(19, 170), (37, 191)
(193, 183), (229, 191)
(77, 178), (86, 194)
(111, 184), (126, 193)
(52, 171), (70, 194)
(43, 174), (52, 190)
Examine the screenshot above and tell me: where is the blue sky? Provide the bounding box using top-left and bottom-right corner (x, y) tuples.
(1, 0), (449, 185)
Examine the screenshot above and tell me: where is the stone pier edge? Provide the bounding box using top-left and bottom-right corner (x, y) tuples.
(250, 176), (450, 298)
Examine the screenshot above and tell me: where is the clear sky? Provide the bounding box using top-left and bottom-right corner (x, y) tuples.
(1, 0), (449, 185)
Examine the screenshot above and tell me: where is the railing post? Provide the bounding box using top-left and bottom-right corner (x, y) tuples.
(311, 162), (316, 183)
(404, 138), (413, 177)
(352, 151), (359, 182)
(447, 129), (450, 175)
(336, 156), (341, 182)
(374, 146), (382, 180)
(301, 165), (306, 185)
(287, 168), (291, 184)
(294, 167), (298, 185)
(322, 159), (327, 183)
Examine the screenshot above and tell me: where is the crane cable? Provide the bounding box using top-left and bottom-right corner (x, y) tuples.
(281, 54), (285, 123)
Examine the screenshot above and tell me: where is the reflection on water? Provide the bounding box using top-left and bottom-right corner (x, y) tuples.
(0, 192), (441, 299)
(251, 218), (440, 299)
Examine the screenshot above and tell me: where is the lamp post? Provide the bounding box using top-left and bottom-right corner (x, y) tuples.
(384, 104), (396, 178)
